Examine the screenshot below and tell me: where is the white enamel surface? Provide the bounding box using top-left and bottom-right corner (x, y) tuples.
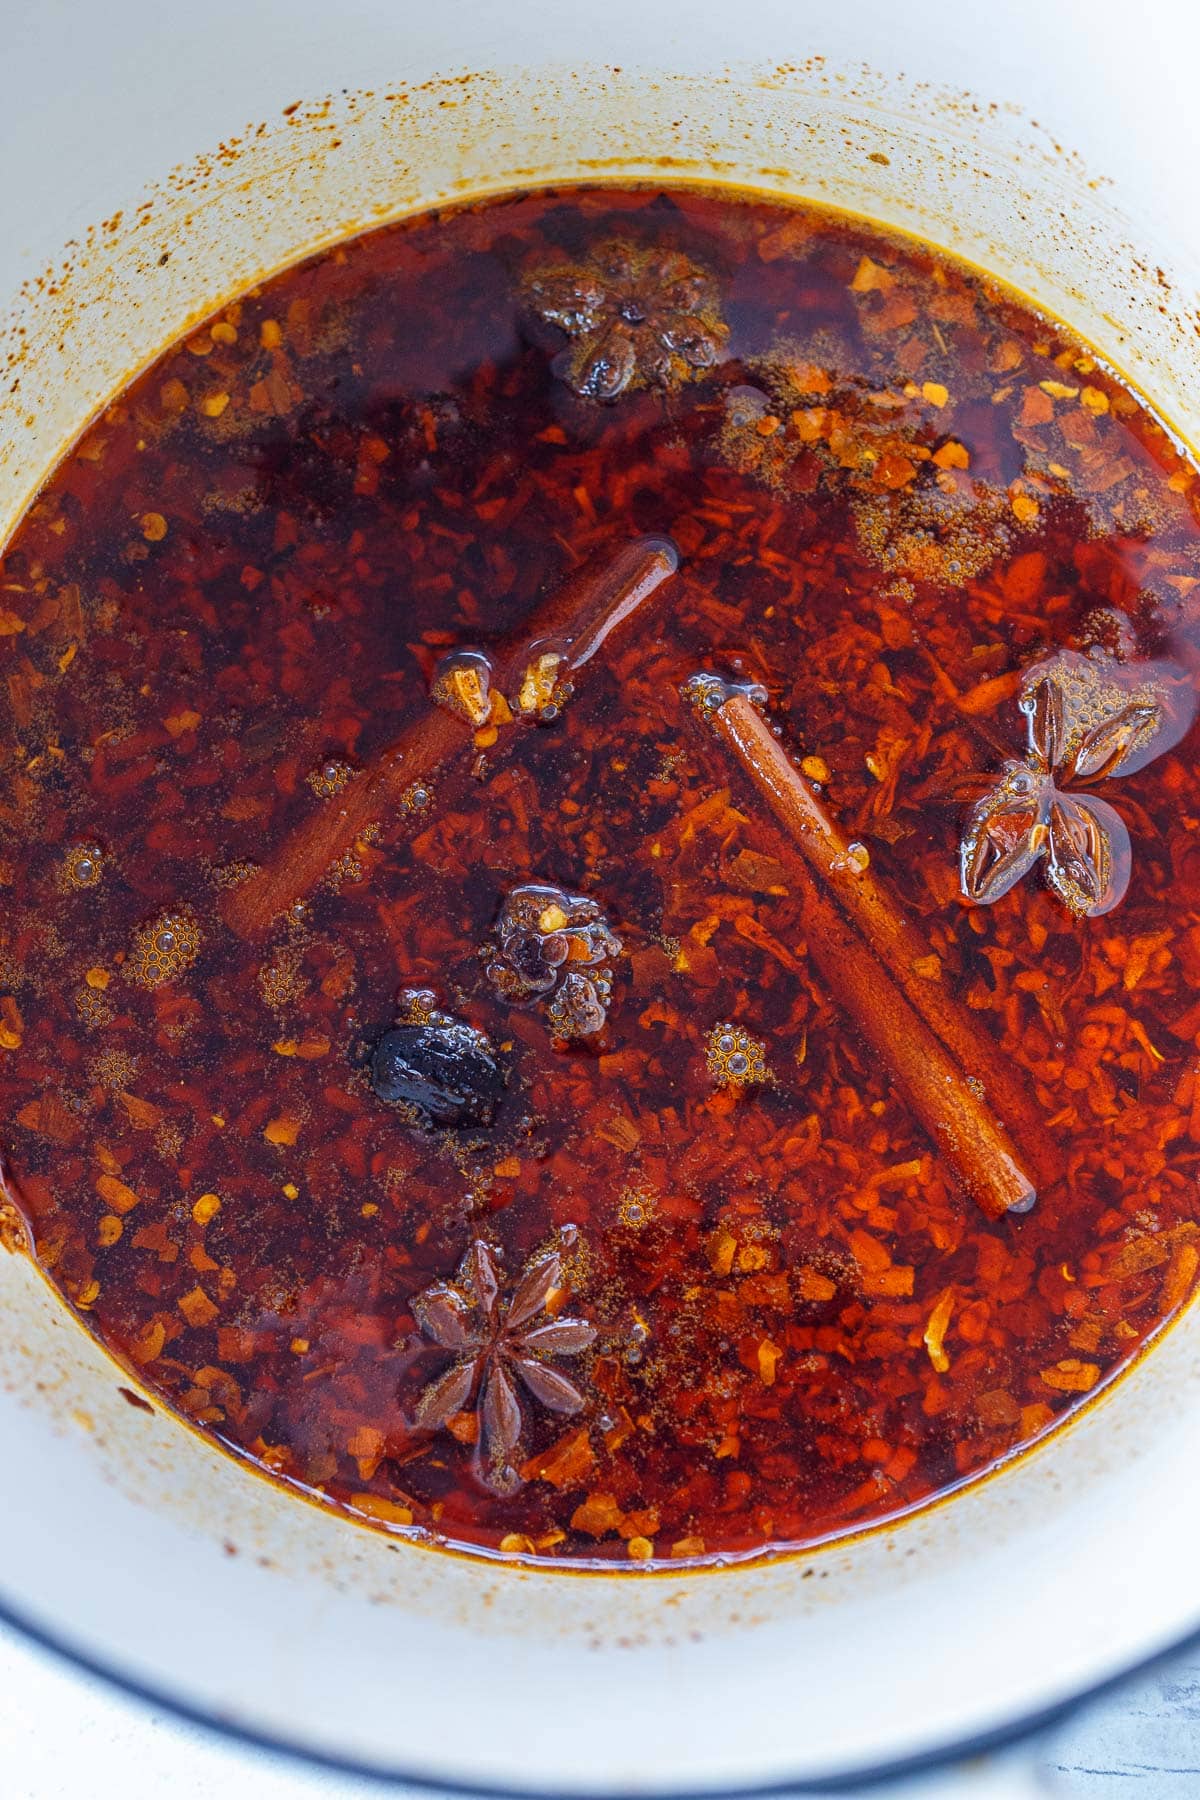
(0, 1617), (1073, 1800)
(3, 0), (1200, 1790)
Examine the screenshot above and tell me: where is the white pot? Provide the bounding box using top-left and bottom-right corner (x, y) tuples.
(3, 1), (1200, 1791)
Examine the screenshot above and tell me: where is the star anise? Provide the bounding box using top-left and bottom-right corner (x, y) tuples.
(524, 242), (728, 400)
(410, 1233), (596, 1495)
(960, 649), (1193, 918)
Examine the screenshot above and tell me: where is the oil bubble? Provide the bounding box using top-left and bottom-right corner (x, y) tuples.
(512, 642), (572, 723)
(60, 843), (105, 890)
(682, 670), (768, 719)
(431, 649), (494, 728)
(307, 759), (353, 798)
(726, 384), (772, 429)
(706, 1022), (769, 1090)
(127, 908), (202, 988)
(618, 1184), (658, 1230)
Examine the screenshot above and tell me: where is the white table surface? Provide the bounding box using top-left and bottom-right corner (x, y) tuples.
(1, 1612), (1198, 1800)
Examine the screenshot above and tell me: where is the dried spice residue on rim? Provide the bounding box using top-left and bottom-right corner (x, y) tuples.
(3, 184), (1200, 1565)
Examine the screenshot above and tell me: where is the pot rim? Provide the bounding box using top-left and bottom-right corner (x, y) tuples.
(0, 1578), (1193, 1794)
(7, 34), (1200, 1793)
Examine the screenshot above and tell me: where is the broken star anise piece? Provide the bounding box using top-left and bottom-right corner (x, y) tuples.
(486, 882), (621, 1039)
(523, 241), (728, 401)
(960, 649), (1194, 918)
(411, 1234), (596, 1496)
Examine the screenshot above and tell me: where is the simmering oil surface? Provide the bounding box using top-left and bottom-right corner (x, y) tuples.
(3, 185), (1200, 1565)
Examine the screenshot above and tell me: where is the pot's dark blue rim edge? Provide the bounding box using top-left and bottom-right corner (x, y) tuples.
(0, 1581), (1197, 1796)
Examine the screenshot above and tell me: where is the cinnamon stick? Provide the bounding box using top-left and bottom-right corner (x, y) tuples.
(222, 535), (678, 940)
(699, 686), (1043, 1217)
(784, 855), (1035, 1219)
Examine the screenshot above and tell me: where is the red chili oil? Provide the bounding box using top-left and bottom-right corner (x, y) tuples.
(3, 184), (1200, 1566)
